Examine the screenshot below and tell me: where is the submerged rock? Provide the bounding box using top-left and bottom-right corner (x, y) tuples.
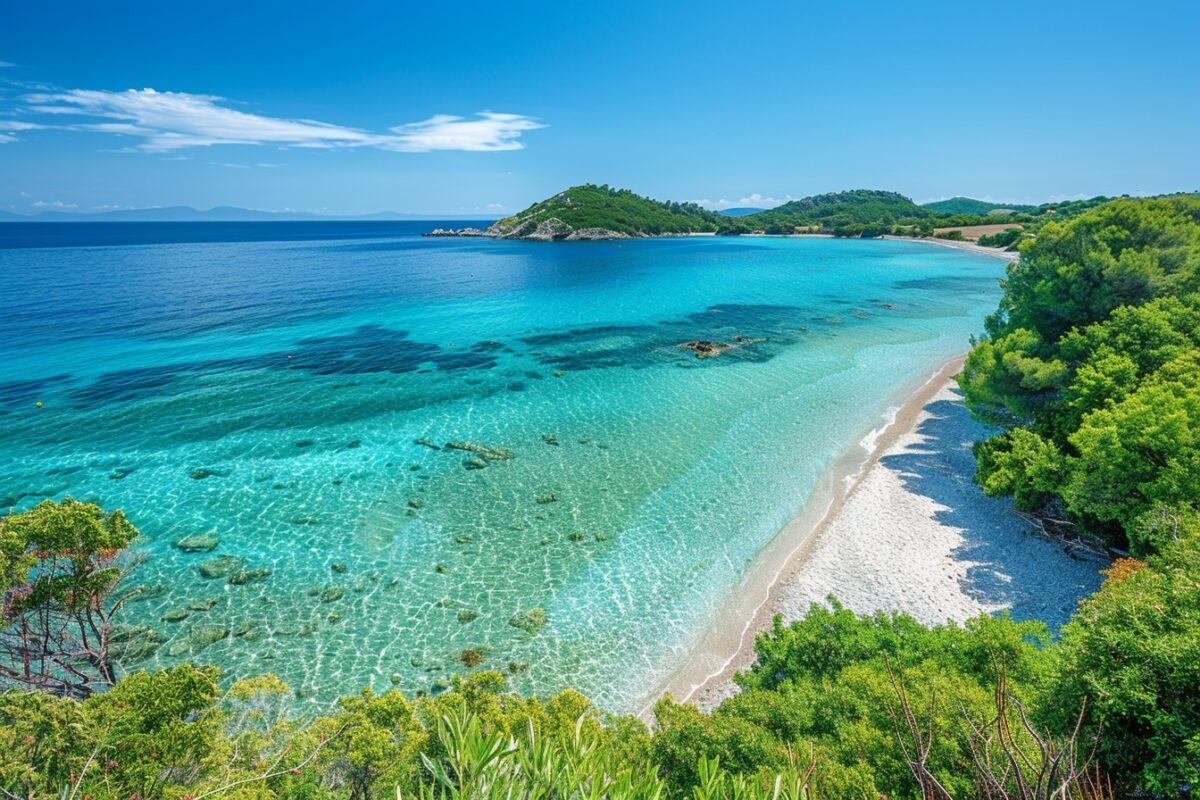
(190, 468), (214, 480)
(161, 608), (191, 622)
(109, 624), (161, 662)
(198, 555), (246, 579)
(463, 457), (488, 470)
(228, 567), (272, 585)
(457, 609), (479, 623)
(320, 587), (344, 603)
(413, 437), (441, 451)
(128, 584), (168, 602)
(234, 621), (262, 640)
(188, 596), (221, 611)
(167, 624), (228, 655)
(331, 563), (349, 574)
(407, 498), (424, 509)
(508, 608), (546, 634)
(445, 441), (514, 461)
(535, 494), (557, 505)
(459, 649), (484, 667)
(542, 434), (560, 446)
(173, 533), (220, 553)
(109, 467), (137, 481)
(678, 340), (734, 358)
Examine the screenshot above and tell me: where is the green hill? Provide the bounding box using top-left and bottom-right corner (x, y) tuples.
(726, 189), (931, 235)
(922, 196), (1039, 215)
(488, 184), (722, 240)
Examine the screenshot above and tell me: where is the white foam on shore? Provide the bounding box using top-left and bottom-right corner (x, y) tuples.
(652, 361), (1107, 715)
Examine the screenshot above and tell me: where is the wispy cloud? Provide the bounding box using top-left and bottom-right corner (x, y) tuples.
(32, 199), (78, 208)
(11, 87), (545, 154)
(0, 61), (15, 68)
(384, 113), (544, 152)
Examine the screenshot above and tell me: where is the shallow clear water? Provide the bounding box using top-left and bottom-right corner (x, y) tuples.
(0, 223), (1005, 710)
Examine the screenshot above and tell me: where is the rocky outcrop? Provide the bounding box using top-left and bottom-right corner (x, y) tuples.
(424, 218), (633, 242)
(423, 227), (490, 237)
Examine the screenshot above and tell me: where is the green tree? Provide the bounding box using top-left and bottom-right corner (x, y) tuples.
(0, 498), (139, 696)
(1045, 532), (1200, 794)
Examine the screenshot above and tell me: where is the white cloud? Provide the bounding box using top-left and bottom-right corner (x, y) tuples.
(32, 200), (78, 208)
(13, 87), (544, 154)
(0, 61), (14, 68)
(384, 112), (544, 152)
(695, 192), (794, 210)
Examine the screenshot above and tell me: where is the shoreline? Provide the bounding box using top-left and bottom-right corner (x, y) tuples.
(643, 353), (1104, 717)
(880, 234), (1019, 261)
(639, 356), (968, 717)
(426, 227), (1020, 261)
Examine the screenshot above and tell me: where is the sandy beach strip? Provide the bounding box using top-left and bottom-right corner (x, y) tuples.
(645, 358), (1106, 715)
(882, 235), (1020, 261)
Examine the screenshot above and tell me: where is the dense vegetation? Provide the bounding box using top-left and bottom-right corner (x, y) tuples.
(489, 184), (722, 239)
(717, 190), (932, 237)
(922, 197), (1039, 216)
(488, 186), (1136, 242)
(960, 195), (1200, 556)
(4, 195), (1200, 798)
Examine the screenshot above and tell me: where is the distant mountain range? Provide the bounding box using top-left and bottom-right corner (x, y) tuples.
(0, 206), (497, 223)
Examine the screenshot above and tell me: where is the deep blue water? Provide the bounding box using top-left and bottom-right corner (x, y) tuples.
(0, 223), (1007, 709)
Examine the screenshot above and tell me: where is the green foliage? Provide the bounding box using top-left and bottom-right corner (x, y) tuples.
(721, 190), (932, 236)
(652, 600), (1051, 799)
(922, 197), (1040, 216)
(961, 196), (1200, 554)
(986, 195), (1200, 344)
(0, 498), (141, 695)
(403, 706), (668, 800)
(85, 664), (224, 797)
(1045, 530), (1200, 794)
(491, 184), (722, 238)
(977, 227), (1026, 249)
(1063, 357), (1200, 542)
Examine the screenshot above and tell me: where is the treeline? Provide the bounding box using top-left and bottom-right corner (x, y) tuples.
(3, 196), (1200, 798)
(713, 191), (1117, 238)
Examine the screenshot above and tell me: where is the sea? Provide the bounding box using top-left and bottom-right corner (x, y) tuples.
(0, 222), (1006, 710)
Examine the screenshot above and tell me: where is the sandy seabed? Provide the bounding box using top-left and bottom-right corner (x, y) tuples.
(651, 364), (1107, 714)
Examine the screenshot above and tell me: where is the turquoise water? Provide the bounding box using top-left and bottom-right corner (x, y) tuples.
(0, 224), (1004, 710)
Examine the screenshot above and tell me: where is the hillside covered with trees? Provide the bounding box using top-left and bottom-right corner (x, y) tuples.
(487, 184), (723, 240)
(718, 189), (931, 236)
(2, 196), (1199, 798)
(475, 185), (1139, 243)
(921, 197), (1040, 216)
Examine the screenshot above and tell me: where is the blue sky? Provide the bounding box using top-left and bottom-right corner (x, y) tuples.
(2, 0), (1198, 216)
